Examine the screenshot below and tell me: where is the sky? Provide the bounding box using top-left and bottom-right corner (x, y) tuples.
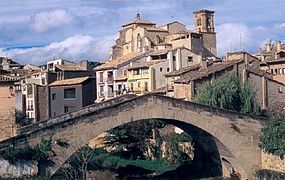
(0, 0), (284, 65)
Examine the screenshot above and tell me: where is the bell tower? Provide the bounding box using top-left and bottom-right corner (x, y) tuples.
(194, 9), (215, 33)
(193, 9), (216, 56)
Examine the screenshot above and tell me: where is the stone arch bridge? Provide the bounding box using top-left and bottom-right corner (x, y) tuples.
(0, 94), (266, 179)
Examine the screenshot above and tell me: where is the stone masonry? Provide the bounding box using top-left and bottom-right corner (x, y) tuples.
(0, 94), (266, 179)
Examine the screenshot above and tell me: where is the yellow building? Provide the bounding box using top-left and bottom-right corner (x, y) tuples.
(127, 61), (165, 95)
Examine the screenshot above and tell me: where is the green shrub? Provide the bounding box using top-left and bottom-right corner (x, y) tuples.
(1, 138), (53, 163)
(260, 116), (285, 157)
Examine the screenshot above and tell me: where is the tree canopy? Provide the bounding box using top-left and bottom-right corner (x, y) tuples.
(194, 73), (260, 115)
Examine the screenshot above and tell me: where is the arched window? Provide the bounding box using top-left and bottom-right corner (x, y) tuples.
(207, 17), (211, 29)
(156, 35), (160, 44)
(197, 18), (201, 26)
(137, 33), (142, 52)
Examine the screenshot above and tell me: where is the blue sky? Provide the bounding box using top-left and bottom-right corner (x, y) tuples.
(0, 0), (284, 64)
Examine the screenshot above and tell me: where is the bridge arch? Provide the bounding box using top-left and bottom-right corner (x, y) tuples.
(0, 94), (265, 179)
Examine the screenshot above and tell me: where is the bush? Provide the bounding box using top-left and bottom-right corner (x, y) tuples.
(1, 138), (53, 163)
(260, 116), (285, 157)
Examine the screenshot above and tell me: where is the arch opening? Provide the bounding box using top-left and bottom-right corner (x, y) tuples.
(55, 118), (245, 179)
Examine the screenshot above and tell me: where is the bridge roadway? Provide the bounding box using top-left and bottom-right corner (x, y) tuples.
(0, 93), (267, 179)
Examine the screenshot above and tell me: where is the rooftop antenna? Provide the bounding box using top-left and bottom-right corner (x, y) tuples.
(239, 33), (242, 51)
(244, 36), (247, 52)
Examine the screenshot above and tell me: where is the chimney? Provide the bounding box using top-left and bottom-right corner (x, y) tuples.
(79, 60), (88, 70)
(276, 41), (281, 52)
(266, 41), (272, 52)
(197, 55), (202, 63)
(200, 60), (207, 71)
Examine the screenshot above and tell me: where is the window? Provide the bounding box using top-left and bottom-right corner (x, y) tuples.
(197, 18), (201, 26)
(142, 69), (148, 75)
(107, 71), (113, 82)
(144, 81), (148, 92)
(107, 85), (114, 97)
(188, 56), (193, 62)
(64, 88), (76, 99)
(99, 72), (104, 82)
(52, 93), (56, 100)
(167, 68), (170, 72)
(137, 33), (142, 52)
(138, 81), (141, 88)
(64, 106), (69, 113)
(123, 69), (127, 77)
(130, 83), (134, 91)
(160, 68), (163, 72)
(31, 100), (33, 110)
(283, 68), (285, 74)
(99, 86), (104, 97)
(279, 68), (283, 75)
(133, 69), (140, 75)
(278, 87), (283, 93)
(118, 84), (122, 95)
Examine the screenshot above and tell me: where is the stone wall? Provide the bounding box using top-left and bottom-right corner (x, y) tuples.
(0, 83), (16, 141)
(35, 85), (48, 122)
(0, 158), (37, 178)
(261, 151), (285, 172)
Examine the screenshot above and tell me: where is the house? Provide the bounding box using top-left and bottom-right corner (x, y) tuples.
(171, 51), (285, 114)
(20, 59), (99, 122)
(255, 40), (285, 83)
(127, 60), (166, 94)
(126, 46), (204, 95)
(95, 52), (148, 101)
(49, 77), (96, 118)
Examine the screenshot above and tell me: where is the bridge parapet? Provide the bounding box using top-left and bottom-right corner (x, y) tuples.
(17, 94), (137, 135)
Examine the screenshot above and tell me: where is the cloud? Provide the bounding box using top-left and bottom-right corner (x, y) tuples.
(216, 23), (251, 56)
(0, 15), (31, 25)
(1, 34), (117, 65)
(274, 23), (285, 30)
(31, 9), (74, 32)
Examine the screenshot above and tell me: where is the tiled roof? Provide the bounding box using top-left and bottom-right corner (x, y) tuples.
(157, 42), (172, 46)
(152, 86), (167, 93)
(122, 18), (156, 27)
(55, 64), (87, 71)
(175, 60), (244, 83)
(49, 77), (89, 87)
(167, 29), (192, 35)
(165, 63), (201, 77)
(95, 52), (142, 71)
(127, 60), (167, 70)
(150, 49), (169, 56)
(145, 27), (168, 32)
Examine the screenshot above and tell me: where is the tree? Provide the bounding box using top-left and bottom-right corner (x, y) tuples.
(240, 81), (260, 115)
(105, 119), (165, 158)
(260, 115), (285, 157)
(194, 73), (260, 115)
(60, 144), (96, 180)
